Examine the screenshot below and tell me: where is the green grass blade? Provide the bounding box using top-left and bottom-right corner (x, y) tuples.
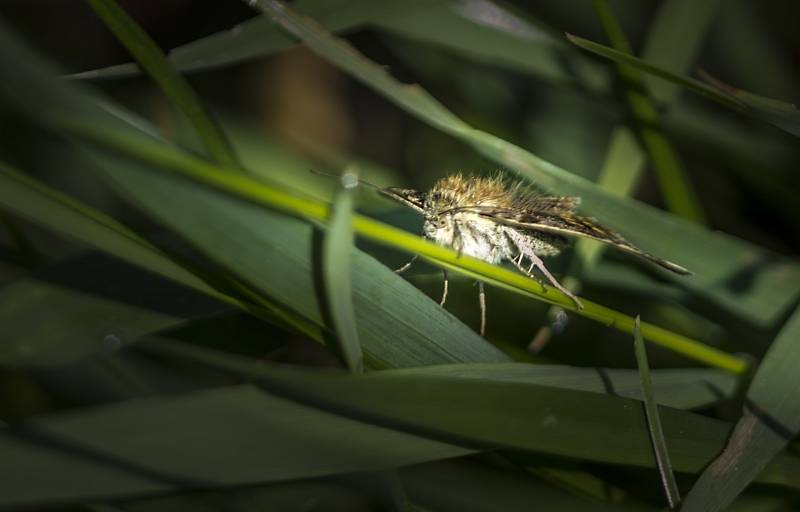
(698, 70), (800, 138)
(70, 0), (440, 80)
(682, 305), (800, 512)
(0, 255), (222, 366)
(568, 33), (800, 139)
(633, 316), (681, 509)
(591, 0), (706, 224)
(639, 0), (722, 104)
(139, 339), (799, 486)
(86, 0), (241, 169)
(0, 160), (323, 349)
(65, 119), (746, 373)
(323, 171), (363, 372)
(567, 33), (740, 109)
(241, 0), (800, 329)
(386, 363), (737, 410)
(0, 161), (217, 300)
(372, 1), (573, 87)
(0, 384), (473, 508)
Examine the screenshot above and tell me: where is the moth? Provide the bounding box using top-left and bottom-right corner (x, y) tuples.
(378, 173), (690, 336)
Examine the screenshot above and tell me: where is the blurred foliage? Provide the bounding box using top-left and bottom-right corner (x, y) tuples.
(0, 0), (799, 510)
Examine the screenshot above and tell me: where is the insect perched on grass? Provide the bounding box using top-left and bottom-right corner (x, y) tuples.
(317, 170), (690, 336)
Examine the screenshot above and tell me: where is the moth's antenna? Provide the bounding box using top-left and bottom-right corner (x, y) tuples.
(309, 169), (382, 191)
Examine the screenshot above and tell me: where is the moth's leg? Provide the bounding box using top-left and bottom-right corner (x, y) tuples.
(477, 281), (486, 336)
(525, 252), (583, 309)
(511, 253), (546, 292)
(394, 254), (418, 274)
(440, 268), (449, 307)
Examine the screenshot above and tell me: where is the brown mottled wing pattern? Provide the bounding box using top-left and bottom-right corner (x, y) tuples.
(464, 202), (691, 275)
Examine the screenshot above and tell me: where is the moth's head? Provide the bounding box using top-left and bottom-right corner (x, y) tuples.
(422, 211), (457, 241)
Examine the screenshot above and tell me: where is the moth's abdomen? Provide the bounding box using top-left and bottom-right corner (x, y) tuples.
(505, 228), (566, 259)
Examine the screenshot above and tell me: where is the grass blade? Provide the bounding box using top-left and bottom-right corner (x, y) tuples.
(139, 339), (799, 485)
(0, 161), (216, 300)
(698, 70), (800, 137)
(591, 0), (706, 224)
(70, 0), (440, 80)
(633, 316), (681, 509)
(0, 160), (324, 348)
(682, 305), (800, 511)
(86, 0), (241, 169)
(0, 384), (473, 508)
(323, 170), (363, 372)
(567, 33), (800, 139)
(386, 363), (737, 410)
(0, 253), (224, 367)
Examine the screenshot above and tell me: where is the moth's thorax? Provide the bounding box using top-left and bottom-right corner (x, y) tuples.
(424, 174), (513, 213)
(421, 174), (566, 264)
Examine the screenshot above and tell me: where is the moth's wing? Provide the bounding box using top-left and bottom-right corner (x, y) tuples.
(516, 195), (581, 215)
(379, 187), (426, 213)
(466, 206), (691, 275)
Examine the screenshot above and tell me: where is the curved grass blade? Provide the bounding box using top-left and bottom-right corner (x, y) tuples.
(633, 317), (681, 509)
(86, 0), (241, 170)
(0, 253), (224, 367)
(568, 33), (800, 139)
(682, 305), (800, 512)
(591, 0), (706, 224)
(323, 171), (363, 372)
(698, 70), (800, 138)
(66, 120), (746, 373)
(138, 339), (799, 486)
(385, 363), (737, 411)
(0, 385), (473, 509)
(0, 162), (215, 300)
(69, 0), (441, 80)
(0, 160), (323, 349)
(243, 0), (800, 329)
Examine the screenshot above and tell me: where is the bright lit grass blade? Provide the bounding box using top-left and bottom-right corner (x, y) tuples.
(323, 171), (363, 372)
(591, 0), (706, 224)
(682, 305), (800, 511)
(87, 0), (241, 170)
(633, 316), (681, 509)
(63, 117), (747, 374)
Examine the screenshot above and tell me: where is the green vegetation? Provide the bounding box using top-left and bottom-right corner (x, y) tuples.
(0, 1), (798, 510)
